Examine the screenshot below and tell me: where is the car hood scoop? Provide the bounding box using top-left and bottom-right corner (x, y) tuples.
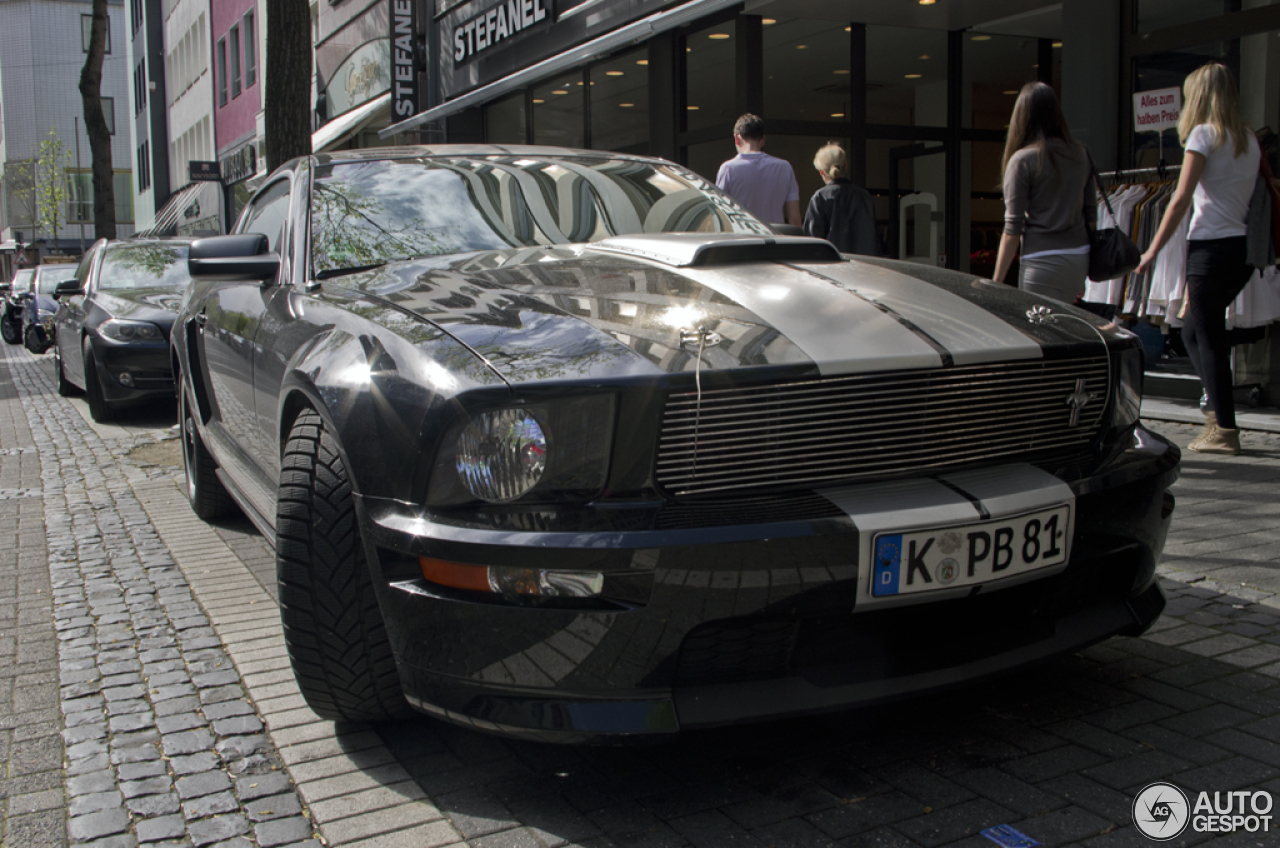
(585, 233), (843, 268)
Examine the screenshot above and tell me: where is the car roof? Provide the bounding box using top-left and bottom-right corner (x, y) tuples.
(311, 144), (668, 169)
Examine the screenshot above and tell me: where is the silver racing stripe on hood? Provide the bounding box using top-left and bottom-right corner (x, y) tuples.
(798, 260), (1045, 365)
(682, 262), (945, 375)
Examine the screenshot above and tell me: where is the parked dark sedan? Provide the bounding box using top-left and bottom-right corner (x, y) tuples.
(173, 146), (1178, 741)
(1, 268), (33, 345)
(53, 239), (191, 421)
(22, 264), (71, 354)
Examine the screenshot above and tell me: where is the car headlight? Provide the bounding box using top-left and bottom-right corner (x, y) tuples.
(456, 409), (548, 502)
(100, 319), (164, 342)
(1111, 346), (1142, 431)
(428, 396), (615, 505)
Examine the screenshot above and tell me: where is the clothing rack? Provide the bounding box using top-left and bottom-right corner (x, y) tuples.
(1095, 163), (1181, 186)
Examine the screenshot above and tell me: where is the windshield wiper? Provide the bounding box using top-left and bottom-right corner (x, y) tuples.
(314, 262), (387, 280)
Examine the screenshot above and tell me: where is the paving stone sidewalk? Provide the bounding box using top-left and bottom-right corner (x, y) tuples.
(0, 343), (318, 848)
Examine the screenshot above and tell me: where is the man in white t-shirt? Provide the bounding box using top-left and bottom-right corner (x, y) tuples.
(715, 114), (801, 227)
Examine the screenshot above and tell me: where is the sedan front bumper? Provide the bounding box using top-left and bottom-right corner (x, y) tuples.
(359, 426), (1179, 741)
(91, 337), (176, 403)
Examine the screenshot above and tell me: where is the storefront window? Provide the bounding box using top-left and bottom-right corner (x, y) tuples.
(969, 140), (1005, 279)
(533, 75), (585, 148)
(866, 26), (948, 127)
(1137, 0), (1280, 34)
(590, 48), (649, 154)
(685, 20), (735, 133)
(486, 92), (527, 145)
(963, 34), (1040, 131)
(685, 139), (730, 186)
(762, 19), (852, 123)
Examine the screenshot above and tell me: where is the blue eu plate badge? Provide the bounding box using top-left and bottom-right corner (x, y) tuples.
(873, 535), (902, 596)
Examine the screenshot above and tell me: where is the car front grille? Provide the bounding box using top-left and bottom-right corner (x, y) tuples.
(656, 355), (1110, 497)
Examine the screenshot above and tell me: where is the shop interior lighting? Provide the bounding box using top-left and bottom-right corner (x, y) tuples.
(830, 112), (845, 118)
(533, 99), (545, 103)
(919, 54), (930, 59)
(762, 18), (775, 24)
(636, 59), (649, 65)
(796, 44), (808, 49)
(971, 34), (991, 41)
(1003, 90), (1018, 95)
(1052, 41), (1062, 47)
(918, 0), (936, 4)
(708, 32), (730, 39)
(606, 70), (624, 75)
(833, 69), (849, 74)
(904, 73), (922, 79)
(552, 90), (569, 95)
(619, 103), (634, 108)
(687, 105), (700, 110)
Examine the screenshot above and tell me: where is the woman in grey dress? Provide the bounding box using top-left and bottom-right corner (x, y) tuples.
(992, 83), (1095, 303)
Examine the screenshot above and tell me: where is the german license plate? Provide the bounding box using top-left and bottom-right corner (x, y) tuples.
(871, 505), (1071, 597)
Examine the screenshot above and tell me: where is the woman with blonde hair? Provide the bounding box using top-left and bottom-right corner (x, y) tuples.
(803, 143), (880, 255)
(993, 82), (1094, 302)
(1134, 63), (1259, 455)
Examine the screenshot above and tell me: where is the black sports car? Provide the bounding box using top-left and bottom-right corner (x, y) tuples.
(173, 147), (1178, 741)
(53, 239), (191, 421)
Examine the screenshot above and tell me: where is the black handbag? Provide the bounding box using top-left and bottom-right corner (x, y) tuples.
(1086, 154), (1141, 281)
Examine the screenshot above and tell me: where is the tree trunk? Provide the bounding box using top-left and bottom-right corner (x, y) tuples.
(78, 0), (115, 241)
(265, 0), (312, 171)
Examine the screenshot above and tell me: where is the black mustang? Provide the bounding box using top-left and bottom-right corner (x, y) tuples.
(173, 147), (1178, 741)
(53, 239), (191, 421)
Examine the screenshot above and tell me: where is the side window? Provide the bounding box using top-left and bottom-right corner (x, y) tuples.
(236, 180), (291, 253)
(74, 244), (99, 291)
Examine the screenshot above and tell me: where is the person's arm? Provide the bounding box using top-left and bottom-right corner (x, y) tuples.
(803, 194), (826, 239)
(993, 232), (1020, 285)
(784, 200), (802, 228)
(1133, 151), (1204, 276)
(994, 153), (1027, 283)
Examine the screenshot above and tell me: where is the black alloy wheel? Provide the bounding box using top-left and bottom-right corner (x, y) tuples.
(277, 408), (410, 722)
(180, 380), (235, 520)
(24, 323), (50, 354)
(54, 345), (81, 397)
(1, 312), (21, 345)
(82, 340), (115, 423)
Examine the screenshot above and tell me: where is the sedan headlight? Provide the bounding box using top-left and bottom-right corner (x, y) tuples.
(1111, 347), (1143, 431)
(428, 396), (615, 505)
(100, 319), (165, 342)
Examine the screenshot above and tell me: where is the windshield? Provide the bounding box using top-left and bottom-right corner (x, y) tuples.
(310, 156), (773, 274)
(10, 270), (33, 294)
(35, 266), (74, 294)
(97, 244), (190, 290)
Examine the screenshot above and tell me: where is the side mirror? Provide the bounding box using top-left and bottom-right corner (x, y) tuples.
(189, 234), (281, 282)
(0, 283), (9, 295)
(54, 279), (83, 299)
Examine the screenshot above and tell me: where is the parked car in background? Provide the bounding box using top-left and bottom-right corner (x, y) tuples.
(2, 268), (35, 345)
(174, 146), (1178, 741)
(23, 264), (71, 354)
(53, 239), (191, 422)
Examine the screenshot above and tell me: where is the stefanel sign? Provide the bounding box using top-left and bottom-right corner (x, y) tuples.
(1134, 87), (1181, 132)
(453, 0), (551, 64)
(391, 0), (418, 118)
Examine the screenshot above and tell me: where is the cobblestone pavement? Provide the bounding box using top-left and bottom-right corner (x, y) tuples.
(4, 338), (1280, 847)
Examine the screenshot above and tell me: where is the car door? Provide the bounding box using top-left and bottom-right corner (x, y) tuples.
(55, 245), (101, 387)
(195, 176), (293, 521)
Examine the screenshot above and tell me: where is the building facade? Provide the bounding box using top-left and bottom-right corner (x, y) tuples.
(126, 0), (174, 233)
(211, 0), (262, 227)
(0, 0), (135, 268)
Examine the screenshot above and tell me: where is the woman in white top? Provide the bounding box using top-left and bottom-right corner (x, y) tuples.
(1135, 63), (1260, 456)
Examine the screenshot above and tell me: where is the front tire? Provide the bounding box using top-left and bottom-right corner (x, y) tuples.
(180, 382), (235, 520)
(1, 313), (20, 345)
(23, 323), (49, 354)
(277, 408), (409, 722)
(83, 342), (115, 422)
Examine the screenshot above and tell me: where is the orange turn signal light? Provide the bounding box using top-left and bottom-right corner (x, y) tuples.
(419, 557), (492, 593)
(419, 557), (605, 598)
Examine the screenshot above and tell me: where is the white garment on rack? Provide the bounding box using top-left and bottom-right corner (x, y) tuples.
(1228, 265), (1280, 329)
(1146, 213), (1189, 321)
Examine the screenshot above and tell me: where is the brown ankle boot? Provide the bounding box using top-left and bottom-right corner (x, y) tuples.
(1188, 412), (1218, 450)
(1190, 425), (1241, 456)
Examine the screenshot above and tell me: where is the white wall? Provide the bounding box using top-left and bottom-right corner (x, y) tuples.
(164, 0), (214, 191)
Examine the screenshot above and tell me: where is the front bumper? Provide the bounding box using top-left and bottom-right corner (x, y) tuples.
(359, 426), (1179, 742)
(91, 337), (175, 403)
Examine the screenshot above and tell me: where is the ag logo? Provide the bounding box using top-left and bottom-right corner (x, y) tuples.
(1133, 782), (1189, 840)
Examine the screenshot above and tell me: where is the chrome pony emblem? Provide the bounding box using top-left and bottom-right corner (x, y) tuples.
(1026, 305), (1056, 325)
(1065, 378), (1096, 427)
